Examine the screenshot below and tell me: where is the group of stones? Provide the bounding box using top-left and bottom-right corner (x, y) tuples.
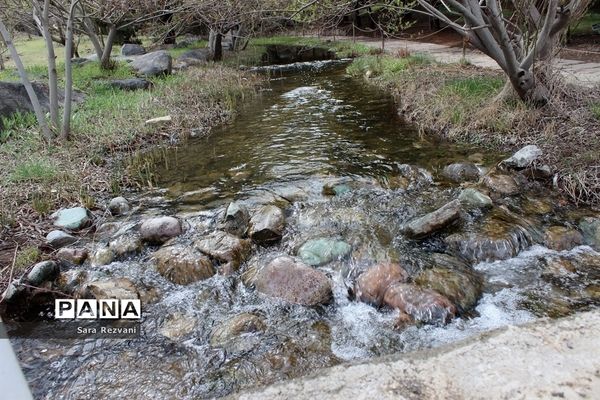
(94, 42), (211, 92)
(5, 145), (600, 328)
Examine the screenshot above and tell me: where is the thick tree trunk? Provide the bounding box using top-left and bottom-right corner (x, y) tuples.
(209, 30), (222, 61)
(0, 19), (52, 140)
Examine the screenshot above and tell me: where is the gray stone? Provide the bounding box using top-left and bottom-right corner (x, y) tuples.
(249, 205), (285, 245)
(153, 244), (215, 285)
(121, 43), (146, 56)
(210, 313), (266, 347)
(482, 174), (519, 196)
(109, 234), (143, 257)
(221, 201), (250, 237)
(84, 277), (139, 299)
(235, 311), (600, 400)
(46, 230), (78, 248)
(159, 312), (196, 340)
(298, 238), (352, 266)
(580, 217), (600, 250)
(108, 196), (131, 215)
(131, 50), (172, 77)
(178, 48), (209, 62)
(108, 78), (152, 91)
(401, 200), (462, 239)
(26, 261), (59, 286)
(90, 245), (115, 267)
(56, 247), (88, 265)
(51, 207), (92, 230)
(140, 216), (182, 244)
(396, 164), (433, 189)
(543, 226), (584, 251)
(252, 256), (332, 306)
(194, 230), (252, 270)
(458, 188), (493, 209)
(442, 162), (481, 183)
(502, 144), (542, 169)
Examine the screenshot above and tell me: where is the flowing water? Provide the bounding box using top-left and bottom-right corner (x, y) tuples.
(9, 65), (600, 399)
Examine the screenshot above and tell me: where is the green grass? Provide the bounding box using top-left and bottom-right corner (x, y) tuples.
(590, 103), (600, 120)
(441, 76), (505, 99)
(9, 159), (58, 183)
(346, 54), (433, 78)
(569, 12), (600, 36)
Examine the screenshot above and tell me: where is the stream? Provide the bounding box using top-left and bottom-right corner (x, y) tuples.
(8, 64), (600, 399)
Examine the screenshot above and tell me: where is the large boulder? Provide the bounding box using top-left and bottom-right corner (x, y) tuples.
(140, 216), (182, 244)
(298, 238), (352, 266)
(51, 207), (92, 230)
(194, 230), (252, 271)
(46, 230), (78, 248)
(249, 205), (285, 245)
(252, 256), (332, 306)
(121, 43), (146, 56)
(580, 217), (600, 250)
(383, 283), (457, 325)
(354, 262), (409, 307)
(0, 82), (50, 131)
(401, 200), (462, 239)
(153, 244), (215, 285)
(442, 163), (481, 183)
(178, 49), (209, 63)
(108, 78), (152, 91)
(501, 145), (542, 169)
(131, 50), (172, 77)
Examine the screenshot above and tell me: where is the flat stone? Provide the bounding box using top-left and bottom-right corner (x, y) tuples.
(401, 200), (462, 239)
(442, 163), (481, 183)
(194, 230), (252, 269)
(252, 256), (332, 306)
(26, 261), (59, 286)
(580, 217), (600, 250)
(154, 244), (215, 285)
(51, 207), (92, 230)
(458, 188), (493, 209)
(108, 78), (152, 91)
(502, 145), (542, 169)
(543, 226), (583, 251)
(482, 174), (519, 196)
(84, 278), (139, 299)
(249, 205), (285, 245)
(298, 238), (352, 266)
(46, 230), (78, 248)
(56, 247), (88, 265)
(121, 43), (146, 56)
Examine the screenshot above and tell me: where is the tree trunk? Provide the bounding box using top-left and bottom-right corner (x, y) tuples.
(62, 0), (78, 141)
(209, 30), (223, 61)
(0, 19), (52, 140)
(100, 24), (117, 70)
(37, 0), (60, 129)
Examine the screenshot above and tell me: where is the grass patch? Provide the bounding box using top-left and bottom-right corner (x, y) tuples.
(569, 12), (600, 36)
(14, 246), (41, 271)
(347, 54), (432, 78)
(10, 159), (58, 183)
(590, 103), (600, 120)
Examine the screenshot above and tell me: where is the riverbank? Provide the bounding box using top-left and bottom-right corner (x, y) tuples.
(235, 309), (600, 399)
(344, 49), (600, 208)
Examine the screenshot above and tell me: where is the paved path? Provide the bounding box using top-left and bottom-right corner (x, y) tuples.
(236, 310), (600, 400)
(326, 36), (600, 87)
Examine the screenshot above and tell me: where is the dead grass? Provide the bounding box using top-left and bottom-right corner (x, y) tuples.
(349, 57), (600, 206)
